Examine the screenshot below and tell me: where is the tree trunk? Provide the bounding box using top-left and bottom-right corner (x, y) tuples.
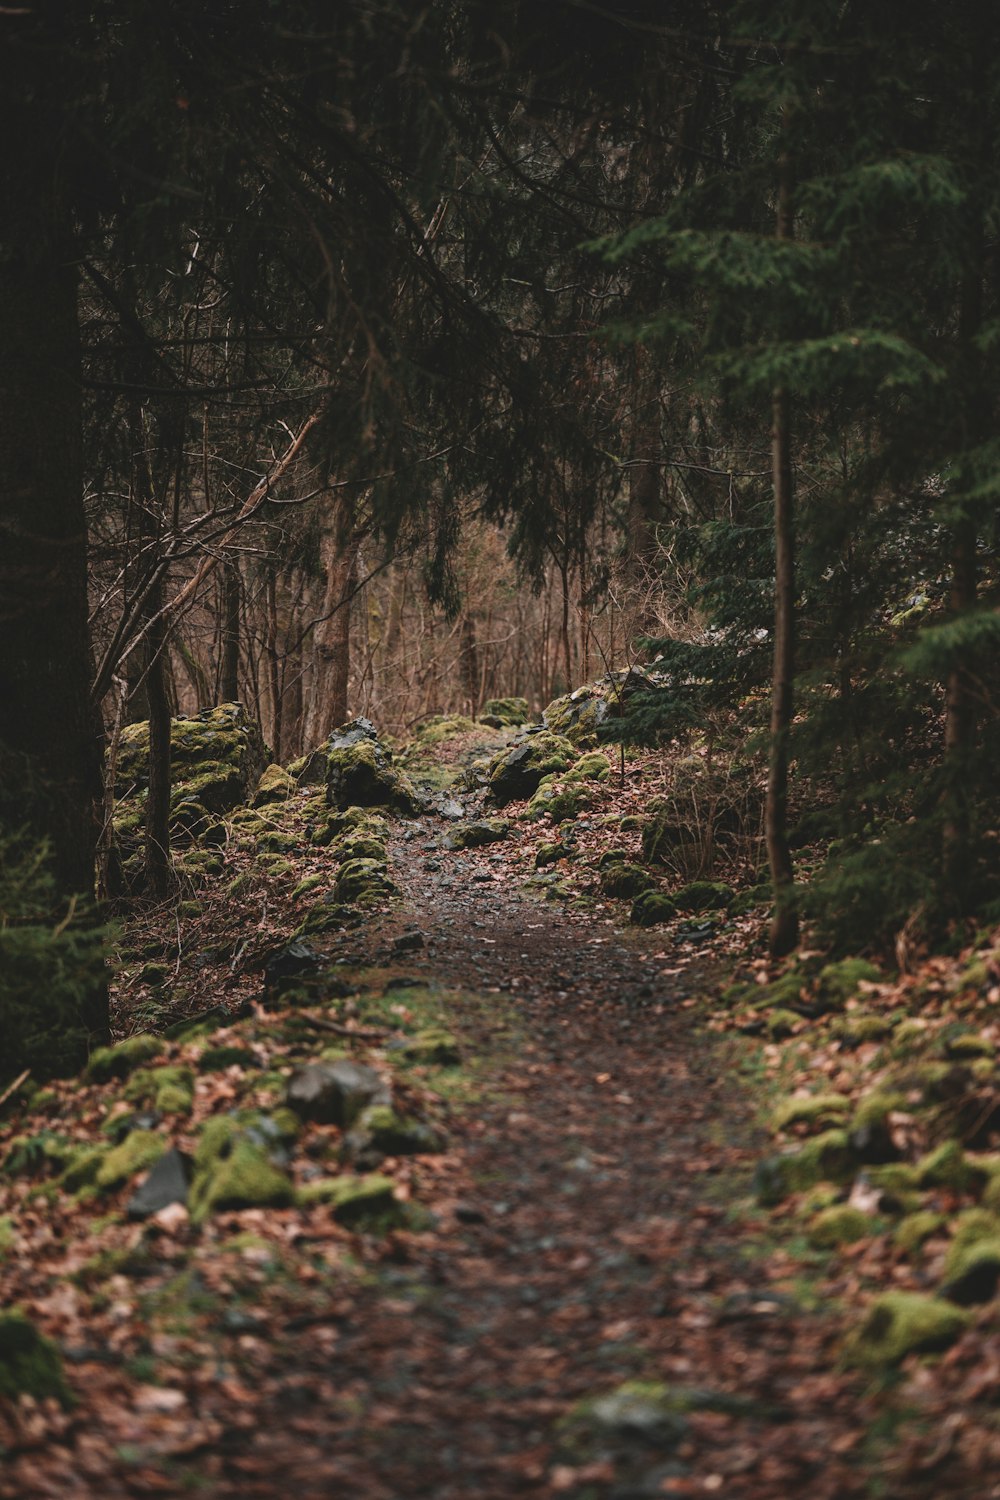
(305, 501), (360, 744)
(0, 34), (108, 1047)
(766, 113), (799, 959)
(460, 614), (480, 715)
(221, 560), (242, 703)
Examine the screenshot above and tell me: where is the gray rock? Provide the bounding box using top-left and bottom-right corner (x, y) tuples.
(126, 1147), (192, 1219)
(286, 1060), (390, 1126)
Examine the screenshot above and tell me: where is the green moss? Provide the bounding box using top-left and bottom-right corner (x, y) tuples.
(916, 1140), (987, 1194)
(808, 1204), (872, 1249)
(447, 820), (510, 850)
(256, 830), (299, 854)
(942, 1234), (1000, 1302)
(866, 1163), (921, 1214)
(773, 1093), (851, 1133)
(754, 1130), (855, 1206)
(59, 1146), (108, 1194)
(815, 958), (882, 1010)
(188, 1140), (293, 1224)
(256, 856), (295, 878)
(891, 1018), (930, 1055)
(535, 841), (569, 869)
(124, 1065), (195, 1115)
(357, 1105), (444, 1155)
(85, 1033), (164, 1083)
(599, 862), (654, 899)
(227, 872), (256, 899)
(297, 1172), (403, 1228)
(253, 764), (296, 806)
(2, 1131), (74, 1179)
(673, 880), (733, 913)
(333, 834), (388, 864)
(894, 1210), (946, 1254)
(290, 875), (323, 900)
(415, 713), (477, 742)
(845, 1292), (969, 1367)
(325, 736), (418, 815)
(852, 1091), (907, 1129)
(567, 752), (611, 781)
(96, 1130), (166, 1191)
(766, 1008), (802, 1039)
(480, 697), (529, 727)
(832, 1012), (895, 1047)
(944, 1033), (995, 1060)
(396, 1030), (461, 1066)
(335, 857), (398, 904)
(629, 890), (677, 927)
(0, 1312), (71, 1405)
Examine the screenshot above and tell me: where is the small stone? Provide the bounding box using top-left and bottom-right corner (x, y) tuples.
(127, 1147), (192, 1220)
(286, 1061), (390, 1126)
(845, 1291), (969, 1367)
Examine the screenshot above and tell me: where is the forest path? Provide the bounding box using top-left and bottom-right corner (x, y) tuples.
(237, 820), (868, 1500)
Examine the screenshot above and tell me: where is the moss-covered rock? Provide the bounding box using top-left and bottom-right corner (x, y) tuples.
(808, 1204), (872, 1249)
(116, 703), (267, 814)
(845, 1292), (969, 1367)
(334, 857), (399, 905)
(85, 1033), (164, 1084)
(916, 1140), (987, 1194)
(567, 751), (612, 782)
(754, 1130), (855, 1206)
(525, 777), (591, 823)
(558, 1380), (691, 1456)
(815, 958), (881, 1011)
(944, 1033), (995, 1061)
(766, 1008), (802, 1039)
(0, 1312), (71, 1405)
(894, 1210), (947, 1254)
(599, 862), (655, 900)
(479, 697), (530, 727)
(773, 1093), (851, 1133)
(673, 880), (733, 913)
(59, 1145), (108, 1194)
(253, 764), (296, 806)
(629, 890), (677, 927)
(256, 830), (299, 854)
(352, 1105), (445, 1156)
(394, 1030), (461, 1066)
(2, 1131), (74, 1179)
(297, 1172), (403, 1228)
(324, 719), (418, 815)
(124, 1065), (195, 1115)
(332, 834), (388, 864)
(866, 1162), (921, 1214)
(189, 1140), (295, 1224)
(96, 1130), (166, 1192)
(833, 1012), (896, 1047)
(535, 841), (570, 869)
(851, 1091), (907, 1130)
(446, 819), (510, 850)
(485, 732), (577, 807)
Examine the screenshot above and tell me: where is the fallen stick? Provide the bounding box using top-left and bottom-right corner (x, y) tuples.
(0, 1069), (31, 1111)
(302, 1013), (388, 1041)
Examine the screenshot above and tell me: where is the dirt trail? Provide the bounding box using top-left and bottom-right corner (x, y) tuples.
(228, 821), (868, 1499)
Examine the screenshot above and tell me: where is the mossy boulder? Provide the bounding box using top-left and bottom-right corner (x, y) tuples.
(754, 1129), (855, 1206)
(845, 1292), (969, 1368)
(629, 890), (677, 927)
(773, 1093), (851, 1133)
(916, 1140), (987, 1194)
(116, 702), (267, 812)
(286, 1060), (390, 1126)
(446, 820), (510, 850)
(894, 1210), (947, 1254)
(124, 1065), (195, 1115)
(0, 1313), (71, 1405)
(96, 1130), (166, 1192)
(526, 777), (591, 823)
(942, 1232), (1000, 1304)
(189, 1113), (295, 1224)
(253, 764), (296, 806)
(542, 670), (655, 746)
(599, 862), (655, 900)
(558, 1380), (690, 1456)
(393, 1030), (461, 1067)
(86, 1033), (164, 1084)
(323, 719), (418, 815)
(766, 1008), (802, 1039)
(535, 841), (570, 869)
(673, 881), (733, 913)
(808, 1204), (872, 1249)
(815, 958), (881, 1011)
(485, 732), (576, 807)
(334, 857), (399, 905)
(832, 1012), (896, 1047)
(944, 1032), (995, 1061)
(59, 1145), (108, 1194)
(297, 1172), (403, 1228)
(350, 1105), (445, 1157)
(480, 697), (530, 727)
(567, 751), (612, 782)
(332, 834), (388, 864)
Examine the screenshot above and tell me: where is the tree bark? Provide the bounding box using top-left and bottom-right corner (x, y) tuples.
(304, 499), (360, 745)
(0, 23), (108, 1047)
(766, 112), (799, 959)
(221, 561), (241, 703)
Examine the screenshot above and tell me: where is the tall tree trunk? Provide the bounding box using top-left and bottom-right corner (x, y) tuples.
(0, 30), (108, 1047)
(766, 112), (799, 959)
(221, 560), (242, 703)
(460, 614), (480, 715)
(304, 500), (360, 744)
